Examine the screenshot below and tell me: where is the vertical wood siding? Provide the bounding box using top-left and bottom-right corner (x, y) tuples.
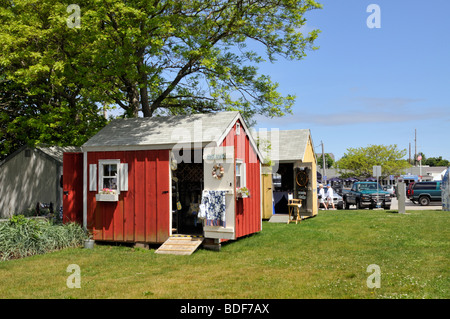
(62, 152), (84, 224)
(86, 150), (170, 243)
(67, 119), (260, 245)
(221, 120), (261, 239)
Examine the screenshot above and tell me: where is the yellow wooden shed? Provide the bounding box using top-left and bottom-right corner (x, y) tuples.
(255, 129), (318, 220)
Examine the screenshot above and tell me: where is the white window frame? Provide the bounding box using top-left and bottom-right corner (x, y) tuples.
(235, 159), (246, 188)
(236, 122), (241, 135)
(98, 159), (121, 195)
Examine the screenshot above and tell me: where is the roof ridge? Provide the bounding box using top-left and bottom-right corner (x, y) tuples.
(83, 111), (243, 148)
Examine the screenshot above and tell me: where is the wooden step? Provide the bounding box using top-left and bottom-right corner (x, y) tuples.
(268, 214), (290, 223)
(155, 235), (204, 255)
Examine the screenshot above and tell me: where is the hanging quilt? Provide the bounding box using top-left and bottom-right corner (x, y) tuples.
(199, 190), (227, 227)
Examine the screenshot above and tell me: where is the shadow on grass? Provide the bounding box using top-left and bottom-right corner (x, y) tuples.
(385, 210), (400, 214)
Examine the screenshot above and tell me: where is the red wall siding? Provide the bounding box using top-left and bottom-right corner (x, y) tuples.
(80, 119), (259, 244)
(63, 152), (84, 224)
(221, 120), (261, 239)
(86, 150), (170, 243)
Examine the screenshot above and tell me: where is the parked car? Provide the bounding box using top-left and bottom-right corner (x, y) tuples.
(383, 185), (395, 197)
(318, 186), (344, 210)
(406, 182), (415, 199)
(342, 182), (392, 210)
(409, 181), (442, 206)
(332, 184), (344, 196)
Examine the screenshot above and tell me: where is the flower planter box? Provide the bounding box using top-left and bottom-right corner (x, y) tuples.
(236, 187), (250, 199)
(96, 193), (119, 202)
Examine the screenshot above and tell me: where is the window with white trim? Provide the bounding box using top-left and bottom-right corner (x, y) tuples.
(235, 159), (246, 188)
(99, 159), (120, 194)
(103, 165), (118, 190)
(89, 159), (128, 197)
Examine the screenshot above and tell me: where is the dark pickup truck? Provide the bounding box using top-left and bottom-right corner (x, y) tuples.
(342, 182), (392, 210)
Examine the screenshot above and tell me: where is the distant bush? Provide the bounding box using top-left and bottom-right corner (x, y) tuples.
(0, 215), (87, 261)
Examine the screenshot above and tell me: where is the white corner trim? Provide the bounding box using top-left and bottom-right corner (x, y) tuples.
(169, 160), (172, 236)
(83, 151), (87, 230)
(260, 162), (263, 231)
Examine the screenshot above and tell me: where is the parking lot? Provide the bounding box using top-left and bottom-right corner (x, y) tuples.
(390, 198), (442, 211)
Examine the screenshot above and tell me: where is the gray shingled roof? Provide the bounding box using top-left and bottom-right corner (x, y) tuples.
(254, 129), (312, 162)
(37, 146), (82, 162)
(0, 145), (81, 168)
(83, 111), (242, 149)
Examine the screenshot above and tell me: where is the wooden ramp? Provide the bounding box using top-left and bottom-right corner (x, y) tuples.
(155, 235), (204, 255)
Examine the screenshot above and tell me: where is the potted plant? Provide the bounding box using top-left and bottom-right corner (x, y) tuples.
(236, 187), (250, 198)
(96, 188), (119, 202)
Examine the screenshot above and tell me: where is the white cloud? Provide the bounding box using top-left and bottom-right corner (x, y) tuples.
(255, 106), (450, 127)
(349, 96), (425, 109)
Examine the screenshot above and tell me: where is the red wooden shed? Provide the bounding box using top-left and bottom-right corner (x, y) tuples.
(63, 111), (263, 252)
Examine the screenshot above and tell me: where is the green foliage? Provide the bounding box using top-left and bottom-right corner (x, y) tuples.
(0, 216), (87, 261)
(0, 0), (322, 126)
(0, 81), (108, 160)
(256, 135), (273, 167)
(317, 153), (334, 169)
(336, 144), (411, 179)
(424, 156), (450, 167)
(0, 0), (109, 160)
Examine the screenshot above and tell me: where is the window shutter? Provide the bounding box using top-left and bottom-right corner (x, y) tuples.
(242, 163), (247, 187)
(89, 164), (97, 191)
(119, 163), (128, 191)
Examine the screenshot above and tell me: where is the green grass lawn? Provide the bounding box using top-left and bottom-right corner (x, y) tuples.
(0, 210), (448, 299)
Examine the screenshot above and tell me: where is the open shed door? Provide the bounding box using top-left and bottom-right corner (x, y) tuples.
(202, 146), (235, 240)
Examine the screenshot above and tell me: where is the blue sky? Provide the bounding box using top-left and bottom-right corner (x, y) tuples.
(253, 0), (450, 162)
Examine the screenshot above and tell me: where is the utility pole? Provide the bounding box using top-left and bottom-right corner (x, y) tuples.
(321, 141), (326, 183)
(409, 142), (411, 165)
(414, 129), (417, 166)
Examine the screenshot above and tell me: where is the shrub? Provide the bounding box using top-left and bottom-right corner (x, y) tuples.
(0, 215), (87, 261)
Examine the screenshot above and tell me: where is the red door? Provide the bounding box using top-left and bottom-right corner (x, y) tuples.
(63, 152), (84, 224)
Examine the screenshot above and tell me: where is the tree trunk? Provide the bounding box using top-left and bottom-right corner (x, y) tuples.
(137, 55), (152, 117)
(128, 86), (140, 117)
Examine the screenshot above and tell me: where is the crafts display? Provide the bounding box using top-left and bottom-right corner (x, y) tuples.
(199, 190), (227, 227)
(296, 170), (309, 187)
(212, 164), (225, 179)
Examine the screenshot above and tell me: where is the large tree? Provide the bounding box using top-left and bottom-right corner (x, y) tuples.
(0, 1), (108, 159)
(0, 77), (107, 160)
(1, 0), (321, 121)
(336, 145), (411, 179)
